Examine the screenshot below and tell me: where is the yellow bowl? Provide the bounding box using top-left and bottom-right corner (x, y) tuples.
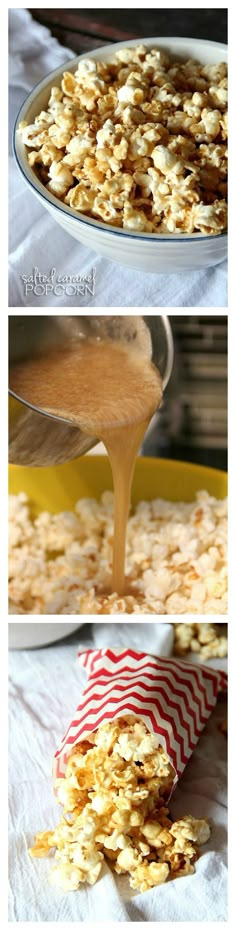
(8, 455), (227, 518)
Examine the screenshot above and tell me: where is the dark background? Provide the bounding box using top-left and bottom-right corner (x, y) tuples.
(29, 8), (227, 54)
(143, 316), (227, 471)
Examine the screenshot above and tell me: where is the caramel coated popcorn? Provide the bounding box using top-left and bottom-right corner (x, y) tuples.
(18, 45), (227, 235)
(174, 622), (228, 659)
(29, 717), (210, 892)
(8, 490), (227, 615)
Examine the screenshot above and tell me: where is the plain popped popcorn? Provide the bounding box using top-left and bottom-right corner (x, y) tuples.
(17, 45), (227, 235)
(8, 489), (227, 615)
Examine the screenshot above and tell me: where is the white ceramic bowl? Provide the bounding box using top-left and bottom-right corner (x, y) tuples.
(8, 622), (82, 649)
(14, 36), (227, 274)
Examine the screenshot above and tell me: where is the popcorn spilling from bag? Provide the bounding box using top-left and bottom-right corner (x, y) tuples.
(29, 716), (210, 892)
(18, 45), (227, 235)
(28, 647), (227, 893)
(8, 490), (227, 615)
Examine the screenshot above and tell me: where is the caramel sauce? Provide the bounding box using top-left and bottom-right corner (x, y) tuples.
(10, 339), (163, 595)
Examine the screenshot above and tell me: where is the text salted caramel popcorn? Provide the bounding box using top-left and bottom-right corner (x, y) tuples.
(18, 45), (227, 235)
(8, 490), (227, 615)
(29, 717), (210, 892)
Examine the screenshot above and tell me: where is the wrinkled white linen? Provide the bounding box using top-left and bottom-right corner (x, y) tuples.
(9, 9), (227, 308)
(8, 622), (227, 921)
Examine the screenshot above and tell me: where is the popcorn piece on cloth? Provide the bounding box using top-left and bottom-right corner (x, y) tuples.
(218, 718), (227, 738)
(29, 648), (227, 892)
(174, 622), (228, 659)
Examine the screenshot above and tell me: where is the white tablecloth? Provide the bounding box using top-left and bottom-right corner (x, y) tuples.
(8, 622), (227, 922)
(9, 9), (227, 309)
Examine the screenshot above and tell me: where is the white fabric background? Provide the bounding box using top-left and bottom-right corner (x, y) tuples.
(8, 622), (227, 922)
(9, 9), (227, 309)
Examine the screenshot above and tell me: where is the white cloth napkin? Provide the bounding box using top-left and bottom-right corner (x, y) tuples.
(9, 9), (227, 308)
(8, 622), (227, 921)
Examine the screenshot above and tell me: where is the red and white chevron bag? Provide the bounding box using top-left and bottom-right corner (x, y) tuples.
(54, 647), (227, 794)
